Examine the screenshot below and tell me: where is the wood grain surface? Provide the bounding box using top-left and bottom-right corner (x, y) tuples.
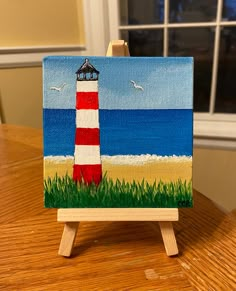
(0, 124), (235, 291)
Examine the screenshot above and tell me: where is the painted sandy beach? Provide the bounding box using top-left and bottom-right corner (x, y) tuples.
(44, 155), (192, 184)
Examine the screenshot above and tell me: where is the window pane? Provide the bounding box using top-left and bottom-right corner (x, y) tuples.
(215, 26), (236, 113)
(169, 0), (217, 23)
(119, 0), (164, 25)
(223, 0), (236, 21)
(120, 30), (163, 56)
(168, 28), (214, 112)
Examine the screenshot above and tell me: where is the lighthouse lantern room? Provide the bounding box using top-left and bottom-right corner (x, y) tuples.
(76, 58), (99, 81)
(73, 58), (102, 185)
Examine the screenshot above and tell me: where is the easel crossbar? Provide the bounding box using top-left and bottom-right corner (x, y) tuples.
(58, 208), (179, 222)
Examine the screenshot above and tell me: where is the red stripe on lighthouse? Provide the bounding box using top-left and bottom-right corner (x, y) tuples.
(73, 164), (102, 185)
(75, 128), (100, 145)
(76, 92), (99, 109)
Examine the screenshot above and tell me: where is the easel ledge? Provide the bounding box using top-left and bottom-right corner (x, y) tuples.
(58, 40), (179, 258)
(58, 208), (179, 222)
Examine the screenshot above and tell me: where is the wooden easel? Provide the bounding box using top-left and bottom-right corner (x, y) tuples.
(58, 40), (179, 257)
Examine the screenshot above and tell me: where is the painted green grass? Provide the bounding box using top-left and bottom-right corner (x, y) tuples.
(44, 174), (193, 208)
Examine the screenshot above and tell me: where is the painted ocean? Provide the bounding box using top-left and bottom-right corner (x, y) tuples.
(43, 108), (193, 157)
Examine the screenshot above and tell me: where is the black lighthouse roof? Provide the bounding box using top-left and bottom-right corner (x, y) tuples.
(76, 58), (99, 81)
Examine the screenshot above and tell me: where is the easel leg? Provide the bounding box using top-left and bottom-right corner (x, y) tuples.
(159, 221), (178, 256)
(58, 222), (79, 257)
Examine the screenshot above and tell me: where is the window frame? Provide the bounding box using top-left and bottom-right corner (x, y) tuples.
(84, 0), (236, 149)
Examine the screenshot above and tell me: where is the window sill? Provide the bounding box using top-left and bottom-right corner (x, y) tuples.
(194, 115), (236, 149)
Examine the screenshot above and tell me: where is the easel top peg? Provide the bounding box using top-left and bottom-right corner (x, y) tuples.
(106, 40), (130, 57)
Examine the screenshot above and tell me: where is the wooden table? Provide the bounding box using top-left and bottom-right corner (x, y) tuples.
(0, 124), (235, 291)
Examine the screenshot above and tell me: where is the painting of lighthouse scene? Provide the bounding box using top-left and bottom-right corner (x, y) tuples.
(43, 56), (193, 208)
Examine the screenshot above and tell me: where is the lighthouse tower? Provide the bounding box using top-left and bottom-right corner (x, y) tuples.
(73, 58), (102, 185)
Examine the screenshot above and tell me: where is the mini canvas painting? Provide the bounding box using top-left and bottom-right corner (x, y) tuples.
(43, 56), (193, 208)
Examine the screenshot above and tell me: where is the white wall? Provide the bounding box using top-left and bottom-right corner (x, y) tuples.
(193, 147), (236, 212)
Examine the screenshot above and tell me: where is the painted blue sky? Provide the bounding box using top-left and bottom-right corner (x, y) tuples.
(43, 56), (193, 110)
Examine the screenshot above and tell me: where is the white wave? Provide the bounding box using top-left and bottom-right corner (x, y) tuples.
(44, 155), (74, 163)
(44, 154), (192, 165)
(101, 154), (192, 165)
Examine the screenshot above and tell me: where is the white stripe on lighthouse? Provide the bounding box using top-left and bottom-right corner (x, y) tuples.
(74, 145), (101, 165)
(76, 81), (98, 92)
(76, 110), (99, 128)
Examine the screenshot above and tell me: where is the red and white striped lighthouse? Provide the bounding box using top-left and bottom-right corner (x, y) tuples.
(73, 58), (102, 185)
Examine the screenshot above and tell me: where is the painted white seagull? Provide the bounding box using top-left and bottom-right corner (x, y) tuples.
(50, 83), (67, 92)
(130, 80), (144, 91)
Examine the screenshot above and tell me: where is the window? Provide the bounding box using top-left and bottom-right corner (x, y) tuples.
(91, 0), (236, 148)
